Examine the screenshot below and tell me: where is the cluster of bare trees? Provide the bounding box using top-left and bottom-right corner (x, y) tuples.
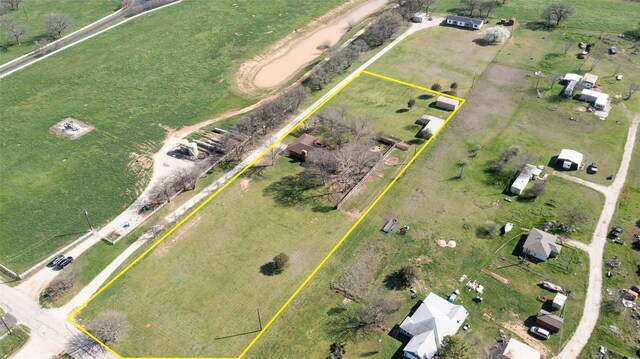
(393, 0), (438, 20)
(307, 46), (361, 90)
(301, 108), (380, 200)
(362, 11), (404, 47)
(459, 0), (499, 19)
(0, 7), (73, 50)
(147, 167), (201, 206)
(235, 85), (310, 138)
(540, 3), (574, 27)
(128, 0), (178, 17)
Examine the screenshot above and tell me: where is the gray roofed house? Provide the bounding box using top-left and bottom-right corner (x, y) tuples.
(399, 293), (468, 359)
(445, 15), (484, 29)
(535, 309), (564, 333)
(522, 228), (561, 261)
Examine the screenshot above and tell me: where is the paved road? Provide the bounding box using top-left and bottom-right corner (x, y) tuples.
(0, 19), (443, 359)
(554, 115), (639, 359)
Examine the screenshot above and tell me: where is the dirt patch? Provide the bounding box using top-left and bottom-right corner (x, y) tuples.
(481, 268), (509, 284)
(235, 0), (387, 92)
(384, 156), (400, 166)
(331, 238), (395, 299)
(240, 178), (251, 192)
(502, 321), (550, 355)
(49, 118), (94, 139)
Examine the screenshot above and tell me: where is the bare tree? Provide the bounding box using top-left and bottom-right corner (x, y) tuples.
(483, 26), (510, 44)
(484, 220), (500, 237)
(588, 56), (601, 71)
(41, 267), (79, 299)
(626, 82), (639, 100)
(172, 167), (199, 191)
(88, 311), (131, 346)
(362, 11), (403, 47)
(384, 266), (419, 290)
(2, 0), (22, 11)
(480, 0), (497, 19)
(328, 291), (399, 342)
(561, 40), (573, 55)
(541, 3), (574, 27)
(43, 12), (74, 39)
(560, 206), (589, 230)
(528, 180), (547, 198)
(460, 0), (481, 17)
(0, 15), (28, 44)
(332, 143), (379, 193)
(304, 150), (339, 185)
(422, 0), (438, 13)
(457, 159), (468, 178)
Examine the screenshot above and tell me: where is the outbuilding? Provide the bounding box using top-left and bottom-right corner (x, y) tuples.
(535, 309), (564, 333)
(412, 12), (427, 23)
(416, 115), (445, 139)
(582, 73), (598, 89)
(434, 96), (459, 111)
(556, 149), (583, 171)
(552, 293), (567, 310)
(579, 89), (609, 110)
(445, 15), (484, 30)
(502, 338), (540, 359)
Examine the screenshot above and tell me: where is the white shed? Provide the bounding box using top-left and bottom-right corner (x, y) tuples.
(412, 12), (427, 23)
(579, 89), (609, 110)
(552, 293), (567, 310)
(435, 96), (459, 111)
(582, 73), (598, 89)
(557, 149), (583, 170)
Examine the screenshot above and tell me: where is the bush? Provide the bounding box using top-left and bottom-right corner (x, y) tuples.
(431, 83), (442, 92)
(272, 252), (290, 274)
(483, 26), (510, 44)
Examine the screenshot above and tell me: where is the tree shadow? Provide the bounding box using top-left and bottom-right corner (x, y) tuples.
(383, 271), (408, 291)
(525, 21), (555, 31)
(327, 307), (347, 316)
(396, 108), (409, 114)
(472, 38), (490, 47)
(259, 262), (278, 276)
(417, 94), (434, 100)
(263, 174), (322, 208)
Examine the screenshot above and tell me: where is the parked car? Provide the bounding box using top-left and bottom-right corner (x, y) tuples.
(612, 239), (625, 245)
(610, 226), (624, 238)
(589, 162), (598, 174)
(47, 254), (65, 267)
(609, 46), (617, 54)
(529, 326), (551, 339)
(578, 52), (588, 59)
(56, 256), (74, 269)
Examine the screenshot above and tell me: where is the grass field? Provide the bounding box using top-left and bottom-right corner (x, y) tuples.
(0, 0), (119, 63)
(0, 324), (30, 358)
(579, 146), (640, 358)
(432, 0), (640, 33)
(0, 0), (348, 272)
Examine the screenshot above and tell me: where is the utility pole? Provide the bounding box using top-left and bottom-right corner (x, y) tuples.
(257, 308), (262, 331)
(83, 209), (93, 231)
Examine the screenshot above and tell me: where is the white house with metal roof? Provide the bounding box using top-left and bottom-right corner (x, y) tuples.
(557, 149), (583, 171)
(445, 15), (484, 29)
(579, 89), (609, 110)
(399, 293), (468, 359)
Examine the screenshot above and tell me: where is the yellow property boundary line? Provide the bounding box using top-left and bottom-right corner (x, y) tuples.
(68, 70), (465, 359)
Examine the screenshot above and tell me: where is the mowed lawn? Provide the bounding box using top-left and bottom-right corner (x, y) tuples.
(0, 0), (346, 272)
(0, 0), (118, 63)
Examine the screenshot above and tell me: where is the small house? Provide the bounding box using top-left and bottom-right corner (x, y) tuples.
(552, 293), (567, 310)
(582, 73), (598, 89)
(434, 96), (459, 111)
(286, 133), (326, 161)
(445, 15), (484, 30)
(502, 338), (540, 359)
(579, 89), (609, 110)
(399, 293), (468, 359)
(416, 115), (445, 139)
(556, 149), (583, 171)
(561, 73), (582, 83)
(535, 309), (563, 333)
(509, 164), (542, 195)
(522, 228), (561, 261)
(412, 12), (427, 23)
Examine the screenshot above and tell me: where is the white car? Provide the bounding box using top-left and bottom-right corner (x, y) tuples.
(529, 326), (551, 339)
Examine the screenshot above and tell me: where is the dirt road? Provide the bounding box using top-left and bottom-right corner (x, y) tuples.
(554, 114), (639, 359)
(252, 0), (388, 88)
